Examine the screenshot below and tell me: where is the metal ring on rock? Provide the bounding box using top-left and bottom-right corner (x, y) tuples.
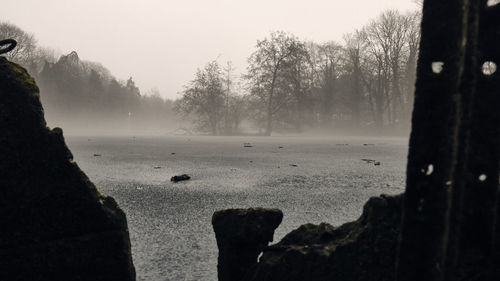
(0, 39), (17, 55)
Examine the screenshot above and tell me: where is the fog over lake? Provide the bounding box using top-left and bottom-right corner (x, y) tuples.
(67, 135), (407, 280)
(2, 0), (497, 280)
(1, 1), (422, 280)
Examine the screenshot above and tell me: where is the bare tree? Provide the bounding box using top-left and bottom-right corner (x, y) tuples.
(364, 10), (416, 127)
(343, 31), (368, 127)
(227, 94), (249, 134)
(307, 41), (343, 127)
(245, 31), (307, 135)
(176, 61), (225, 135)
(402, 11), (421, 120)
(0, 22), (37, 66)
(222, 61), (235, 135)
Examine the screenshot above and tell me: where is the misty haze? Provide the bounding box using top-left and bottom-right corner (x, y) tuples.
(6, 1), (477, 281)
(0, 1), (420, 280)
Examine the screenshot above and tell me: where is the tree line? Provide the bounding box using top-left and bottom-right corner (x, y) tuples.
(0, 21), (176, 134)
(177, 9), (421, 136)
(1, 8), (420, 136)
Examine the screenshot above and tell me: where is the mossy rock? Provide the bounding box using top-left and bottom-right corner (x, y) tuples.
(242, 195), (402, 281)
(0, 57), (135, 281)
(213, 208), (283, 281)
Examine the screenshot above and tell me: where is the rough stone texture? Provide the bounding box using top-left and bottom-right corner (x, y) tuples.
(0, 57), (136, 280)
(396, 2), (500, 281)
(213, 2), (500, 281)
(241, 194), (402, 281)
(458, 3), (500, 281)
(395, 1), (477, 280)
(212, 208), (283, 281)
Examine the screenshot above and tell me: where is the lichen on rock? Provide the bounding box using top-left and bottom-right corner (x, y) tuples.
(0, 57), (135, 281)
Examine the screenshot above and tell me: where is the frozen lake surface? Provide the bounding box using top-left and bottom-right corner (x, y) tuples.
(66, 135), (408, 281)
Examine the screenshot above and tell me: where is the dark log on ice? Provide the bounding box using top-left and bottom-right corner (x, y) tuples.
(170, 174), (191, 182)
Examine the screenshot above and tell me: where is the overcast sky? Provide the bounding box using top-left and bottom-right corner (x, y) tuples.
(1, 0), (418, 99)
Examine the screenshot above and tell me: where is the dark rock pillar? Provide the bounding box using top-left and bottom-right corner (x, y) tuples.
(397, 1), (500, 281)
(396, 1), (475, 280)
(466, 3), (500, 280)
(212, 208), (283, 281)
(0, 57), (136, 280)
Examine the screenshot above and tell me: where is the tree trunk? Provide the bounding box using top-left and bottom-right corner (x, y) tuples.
(265, 67), (279, 136)
(351, 50), (361, 127)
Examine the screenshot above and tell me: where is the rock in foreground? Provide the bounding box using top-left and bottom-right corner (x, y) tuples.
(0, 57), (135, 280)
(212, 208), (283, 281)
(242, 194), (402, 281)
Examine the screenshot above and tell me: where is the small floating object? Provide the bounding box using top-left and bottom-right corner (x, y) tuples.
(153, 166), (162, 169)
(243, 143), (253, 147)
(171, 174), (191, 182)
(289, 164), (298, 167)
(93, 154), (101, 157)
(361, 159), (375, 163)
(363, 143), (375, 146)
(374, 161), (381, 166)
(171, 152), (176, 155)
(278, 146), (284, 149)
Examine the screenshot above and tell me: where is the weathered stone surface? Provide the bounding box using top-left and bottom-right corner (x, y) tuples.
(242, 194), (402, 281)
(212, 208), (283, 281)
(396, 1), (476, 279)
(0, 57), (135, 280)
(396, 2), (500, 281)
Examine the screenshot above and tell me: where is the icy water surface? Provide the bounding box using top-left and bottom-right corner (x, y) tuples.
(66, 135), (408, 281)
